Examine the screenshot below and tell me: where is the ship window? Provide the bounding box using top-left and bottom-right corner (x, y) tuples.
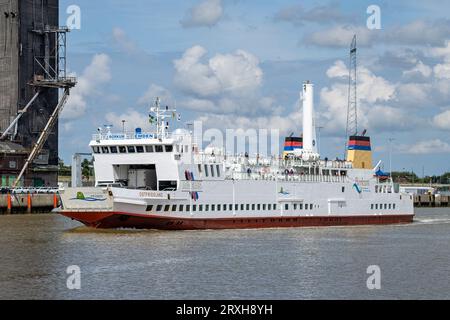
(164, 205), (170, 212)
(388, 204), (392, 210)
(93, 147), (100, 154)
(257, 204), (261, 210)
(204, 165), (209, 177)
(146, 145), (154, 153)
(165, 145), (173, 153)
(110, 146), (118, 154)
(119, 146), (127, 153)
(235, 204), (238, 211)
(127, 146), (136, 153)
(101, 147), (110, 154)
(199, 205), (203, 212)
(155, 145), (163, 153)
(375, 204), (378, 210)
(217, 204), (221, 211)
(342, 187), (345, 193)
(299, 204), (303, 210)
(179, 205), (184, 212)
(371, 204), (374, 210)
(310, 204), (314, 210)
(393, 204), (396, 210)
(186, 205), (190, 212)
(268, 204), (272, 210)
(136, 146), (145, 153)
(210, 165), (215, 177)
(384, 204), (387, 210)
(285, 204), (289, 211)
(274, 204), (277, 210)
(241, 204), (245, 211)
(252, 204), (255, 210)
(205, 205), (209, 211)
(212, 205), (216, 211)
(216, 165), (221, 177)
(246, 204), (250, 211)
(263, 204), (267, 210)
(146, 205), (153, 212)
(293, 204), (297, 210)
(156, 205), (163, 211)
(172, 205), (177, 211)
(198, 164), (202, 175)
(193, 205), (197, 212)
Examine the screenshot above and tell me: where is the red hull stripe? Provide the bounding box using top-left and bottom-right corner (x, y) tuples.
(61, 211), (414, 230)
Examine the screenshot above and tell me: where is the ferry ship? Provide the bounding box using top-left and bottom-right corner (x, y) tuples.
(59, 82), (415, 230)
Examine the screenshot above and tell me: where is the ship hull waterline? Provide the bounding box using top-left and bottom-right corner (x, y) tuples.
(61, 211), (415, 230)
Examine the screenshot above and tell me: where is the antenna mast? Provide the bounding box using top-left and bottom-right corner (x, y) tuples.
(345, 35), (358, 157)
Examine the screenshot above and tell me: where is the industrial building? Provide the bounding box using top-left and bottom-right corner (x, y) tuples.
(0, 0), (74, 187)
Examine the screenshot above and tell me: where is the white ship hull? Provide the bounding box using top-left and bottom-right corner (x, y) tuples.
(60, 177), (415, 230)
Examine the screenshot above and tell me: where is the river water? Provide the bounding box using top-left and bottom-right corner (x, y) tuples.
(0, 209), (448, 300)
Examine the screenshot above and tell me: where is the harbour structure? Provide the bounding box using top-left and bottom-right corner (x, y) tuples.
(0, 0), (75, 187)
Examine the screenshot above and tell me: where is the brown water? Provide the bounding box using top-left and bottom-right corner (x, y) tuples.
(0, 209), (449, 300)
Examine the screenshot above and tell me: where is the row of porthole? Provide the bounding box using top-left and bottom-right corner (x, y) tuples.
(371, 203), (396, 210)
(147, 203), (320, 213)
(148, 203), (279, 213)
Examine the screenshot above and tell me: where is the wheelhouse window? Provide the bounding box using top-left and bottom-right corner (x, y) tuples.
(210, 165), (215, 177)
(93, 147), (100, 154)
(101, 147), (109, 154)
(165, 145), (174, 153)
(110, 146), (118, 154)
(216, 165), (221, 177)
(119, 146), (127, 153)
(204, 165), (209, 177)
(136, 146), (145, 153)
(146, 145), (154, 153)
(127, 146), (136, 153)
(155, 145), (163, 153)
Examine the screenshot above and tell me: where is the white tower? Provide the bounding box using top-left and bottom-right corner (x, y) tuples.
(302, 81), (319, 161)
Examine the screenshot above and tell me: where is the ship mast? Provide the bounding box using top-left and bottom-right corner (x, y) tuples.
(150, 97), (178, 139)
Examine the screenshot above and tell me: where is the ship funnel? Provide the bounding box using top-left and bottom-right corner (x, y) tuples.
(301, 81), (319, 160)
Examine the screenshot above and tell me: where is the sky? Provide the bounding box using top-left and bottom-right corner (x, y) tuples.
(58, 0), (450, 176)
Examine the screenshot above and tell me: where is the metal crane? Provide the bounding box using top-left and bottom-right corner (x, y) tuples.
(345, 35), (358, 157)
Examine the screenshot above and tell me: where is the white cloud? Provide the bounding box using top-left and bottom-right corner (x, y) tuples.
(320, 60), (397, 133)
(305, 25), (375, 47)
(112, 27), (139, 54)
(138, 84), (172, 106)
(181, 0), (223, 28)
(403, 61), (432, 80)
(105, 109), (150, 132)
(398, 139), (450, 154)
(433, 109), (450, 130)
(174, 45), (263, 99)
(62, 54), (112, 120)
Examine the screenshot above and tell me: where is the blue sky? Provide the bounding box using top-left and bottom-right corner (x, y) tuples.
(58, 0), (450, 175)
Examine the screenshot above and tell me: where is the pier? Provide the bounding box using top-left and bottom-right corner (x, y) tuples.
(0, 193), (60, 214)
(414, 194), (450, 208)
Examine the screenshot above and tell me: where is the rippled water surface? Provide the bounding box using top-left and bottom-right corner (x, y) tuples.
(0, 209), (448, 300)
